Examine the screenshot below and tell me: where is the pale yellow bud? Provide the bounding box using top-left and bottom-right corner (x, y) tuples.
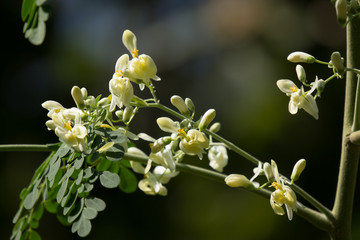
(98, 97), (110, 107)
(263, 162), (274, 182)
(287, 52), (315, 63)
(122, 106), (133, 122)
(296, 65), (306, 83)
(151, 137), (172, 153)
(81, 87), (88, 99)
(171, 95), (190, 116)
(350, 130), (360, 145)
(335, 0), (347, 26)
(291, 159), (306, 182)
(331, 52), (345, 76)
(185, 98), (195, 112)
(71, 86), (85, 109)
(209, 122), (221, 133)
(199, 109), (216, 131)
(225, 174), (254, 189)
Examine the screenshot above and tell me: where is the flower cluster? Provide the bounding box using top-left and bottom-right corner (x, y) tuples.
(277, 51), (345, 119)
(225, 159), (306, 220)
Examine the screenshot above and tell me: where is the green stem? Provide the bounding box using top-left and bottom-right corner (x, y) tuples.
(351, 74), (360, 132)
(332, 16), (360, 240)
(0, 144), (59, 152)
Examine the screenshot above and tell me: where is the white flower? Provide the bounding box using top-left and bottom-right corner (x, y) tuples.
(269, 160), (297, 220)
(156, 117), (179, 133)
(41, 100), (65, 118)
(109, 77), (134, 111)
(51, 110), (87, 152)
(179, 129), (209, 160)
(277, 79), (319, 119)
(224, 174), (254, 188)
(208, 145), (228, 172)
(149, 146), (176, 171)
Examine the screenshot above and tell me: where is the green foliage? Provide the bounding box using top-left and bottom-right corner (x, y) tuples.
(21, 0), (49, 45)
(10, 123), (138, 239)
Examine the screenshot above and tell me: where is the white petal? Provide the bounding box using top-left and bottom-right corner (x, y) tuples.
(277, 80), (297, 94)
(115, 54), (129, 72)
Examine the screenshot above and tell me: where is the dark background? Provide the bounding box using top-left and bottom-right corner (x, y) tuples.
(1, 0), (359, 239)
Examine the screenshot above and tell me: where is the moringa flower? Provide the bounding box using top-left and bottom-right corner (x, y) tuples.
(276, 79), (319, 119)
(269, 160), (297, 220)
(208, 145), (228, 172)
(179, 129), (209, 159)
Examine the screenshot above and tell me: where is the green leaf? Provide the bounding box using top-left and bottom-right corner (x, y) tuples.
(21, 0), (36, 21)
(119, 166), (138, 193)
(48, 157), (61, 183)
(28, 230), (41, 240)
(63, 191), (78, 215)
(57, 214), (71, 227)
(12, 206), (24, 224)
(76, 215), (92, 237)
(74, 156), (84, 170)
(44, 200), (58, 214)
(19, 188), (28, 200)
(108, 162), (120, 174)
(99, 171), (120, 188)
(83, 168), (95, 179)
(67, 198), (84, 224)
(33, 203), (44, 220)
(82, 207), (97, 220)
(88, 152), (101, 165)
(104, 144), (124, 161)
(96, 158), (112, 171)
(24, 188), (40, 210)
(75, 170), (84, 185)
(56, 178), (69, 204)
(29, 219), (39, 229)
(85, 197), (106, 212)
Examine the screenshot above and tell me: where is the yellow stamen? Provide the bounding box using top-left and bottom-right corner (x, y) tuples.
(149, 143), (154, 149)
(55, 109), (61, 113)
(271, 182), (282, 190)
(290, 86), (298, 92)
(115, 70), (124, 77)
(177, 129), (187, 138)
(132, 48), (139, 58)
(64, 122), (72, 131)
(99, 124), (116, 131)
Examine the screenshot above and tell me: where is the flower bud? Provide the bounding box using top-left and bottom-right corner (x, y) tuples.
(122, 106), (133, 123)
(185, 98), (195, 112)
(81, 87), (88, 99)
(291, 159), (306, 182)
(151, 137), (172, 153)
(263, 162), (274, 182)
(171, 95), (190, 116)
(122, 29), (137, 54)
(199, 109), (216, 131)
(45, 120), (56, 130)
(157, 117), (178, 133)
(85, 96), (95, 108)
(287, 52), (315, 63)
(296, 64), (307, 83)
(98, 97), (109, 107)
(209, 122), (221, 133)
(71, 86), (85, 109)
(225, 174), (254, 189)
(331, 51), (345, 76)
(115, 110), (123, 120)
(335, 0), (347, 27)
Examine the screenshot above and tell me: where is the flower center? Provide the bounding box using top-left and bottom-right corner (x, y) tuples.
(64, 122), (72, 131)
(271, 182), (283, 191)
(132, 48), (139, 58)
(115, 70), (124, 78)
(290, 86), (298, 92)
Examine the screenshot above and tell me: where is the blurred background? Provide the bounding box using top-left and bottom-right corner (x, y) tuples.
(1, 0), (359, 239)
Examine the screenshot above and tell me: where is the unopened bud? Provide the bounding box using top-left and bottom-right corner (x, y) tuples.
(45, 120), (56, 131)
(115, 110), (123, 120)
(157, 117), (178, 133)
(209, 122), (221, 133)
(287, 52), (315, 64)
(199, 109), (216, 131)
(122, 29), (137, 54)
(98, 97), (110, 107)
(263, 162), (274, 182)
(123, 106), (133, 122)
(81, 87), (88, 99)
(151, 137), (172, 153)
(335, 0), (347, 27)
(296, 65), (307, 83)
(171, 95), (190, 116)
(225, 174), (254, 189)
(291, 159), (306, 182)
(185, 98), (195, 112)
(331, 52), (345, 76)
(71, 86), (85, 109)
(85, 96), (95, 108)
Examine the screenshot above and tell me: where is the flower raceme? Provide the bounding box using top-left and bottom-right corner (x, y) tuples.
(42, 102), (87, 152)
(276, 79), (319, 119)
